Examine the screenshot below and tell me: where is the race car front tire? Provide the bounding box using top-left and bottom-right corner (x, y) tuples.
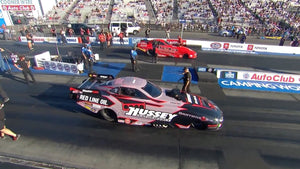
(100, 109), (117, 122)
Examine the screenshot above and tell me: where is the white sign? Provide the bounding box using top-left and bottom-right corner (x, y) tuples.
(43, 61), (79, 74)
(238, 71), (300, 84)
(0, 0), (33, 5)
(217, 69), (300, 84)
(34, 51), (51, 67)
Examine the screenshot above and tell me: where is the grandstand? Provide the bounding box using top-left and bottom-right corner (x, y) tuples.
(42, 0), (299, 35)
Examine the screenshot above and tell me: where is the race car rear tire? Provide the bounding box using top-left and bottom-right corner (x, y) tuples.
(100, 109), (117, 122)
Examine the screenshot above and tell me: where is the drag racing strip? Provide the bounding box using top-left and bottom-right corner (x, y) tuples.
(223, 106), (300, 117)
(222, 89), (300, 101)
(0, 155), (71, 169)
(224, 120), (300, 131)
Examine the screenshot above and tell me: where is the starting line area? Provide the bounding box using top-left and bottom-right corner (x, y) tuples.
(14, 36), (300, 94)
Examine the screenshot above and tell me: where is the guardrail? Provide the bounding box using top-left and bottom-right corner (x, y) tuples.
(19, 36), (300, 56)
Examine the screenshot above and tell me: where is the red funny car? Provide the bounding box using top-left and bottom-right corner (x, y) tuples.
(136, 39), (197, 59)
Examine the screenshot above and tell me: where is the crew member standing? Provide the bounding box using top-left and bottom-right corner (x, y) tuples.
(13, 55), (36, 85)
(106, 31), (113, 47)
(60, 28), (67, 45)
(119, 31), (124, 45)
(0, 87), (20, 141)
(181, 67), (191, 93)
(178, 35), (183, 46)
(165, 27), (170, 39)
(26, 32), (34, 50)
(130, 47), (139, 72)
(81, 43), (88, 71)
(279, 37), (285, 46)
(86, 46), (95, 73)
(152, 41), (158, 63)
(0, 48), (8, 74)
(98, 32), (106, 50)
(145, 28), (150, 38)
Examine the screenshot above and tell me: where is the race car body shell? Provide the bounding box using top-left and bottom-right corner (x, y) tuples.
(70, 75), (223, 130)
(137, 39), (197, 59)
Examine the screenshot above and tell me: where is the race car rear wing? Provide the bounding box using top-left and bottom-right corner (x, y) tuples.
(88, 73), (114, 80)
(69, 73), (114, 99)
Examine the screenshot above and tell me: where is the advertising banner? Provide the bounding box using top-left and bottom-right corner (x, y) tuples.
(217, 70), (300, 84)
(19, 36), (78, 44)
(34, 51), (51, 67)
(112, 37), (129, 45)
(218, 79), (300, 94)
(43, 61), (79, 74)
(186, 40), (300, 56)
(217, 70), (300, 93)
(2, 5), (35, 11)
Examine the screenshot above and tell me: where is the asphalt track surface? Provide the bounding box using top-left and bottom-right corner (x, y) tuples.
(0, 31), (300, 169)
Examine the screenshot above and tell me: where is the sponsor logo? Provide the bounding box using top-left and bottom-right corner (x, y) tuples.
(223, 43), (229, 49)
(125, 107), (177, 122)
(66, 38), (77, 42)
(32, 38), (45, 42)
(71, 65), (78, 73)
(44, 61), (50, 69)
(79, 94), (108, 105)
(247, 45), (254, 50)
(250, 73), (295, 83)
(230, 44), (243, 49)
(197, 67), (207, 72)
(124, 118), (131, 124)
(225, 72), (236, 79)
(50, 62), (56, 70)
(122, 103), (145, 111)
(210, 43), (222, 49)
(219, 79), (300, 93)
(57, 63), (63, 71)
(254, 46), (267, 50)
(64, 64), (70, 72)
(243, 73), (250, 79)
(178, 112), (202, 120)
(221, 71), (237, 79)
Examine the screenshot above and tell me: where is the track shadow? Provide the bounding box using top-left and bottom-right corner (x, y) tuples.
(1, 72), (28, 84)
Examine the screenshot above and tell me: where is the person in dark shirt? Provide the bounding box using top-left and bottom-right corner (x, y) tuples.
(279, 37), (285, 46)
(145, 28), (150, 38)
(181, 67), (191, 93)
(130, 47), (139, 72)
(85, 46), (95, 73)
(13, 55), (36, 85)
(26, 32), (34, 50)
(0, 88), (20, 141)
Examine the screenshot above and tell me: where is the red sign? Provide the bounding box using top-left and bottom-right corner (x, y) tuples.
(223, 43), (229, 50)
(2, 5), (35, 11)
(247, 44), (254, 51)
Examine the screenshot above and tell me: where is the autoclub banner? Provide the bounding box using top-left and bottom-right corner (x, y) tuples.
(216, 70), (300, 94)
(2, 5), (35, 11)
